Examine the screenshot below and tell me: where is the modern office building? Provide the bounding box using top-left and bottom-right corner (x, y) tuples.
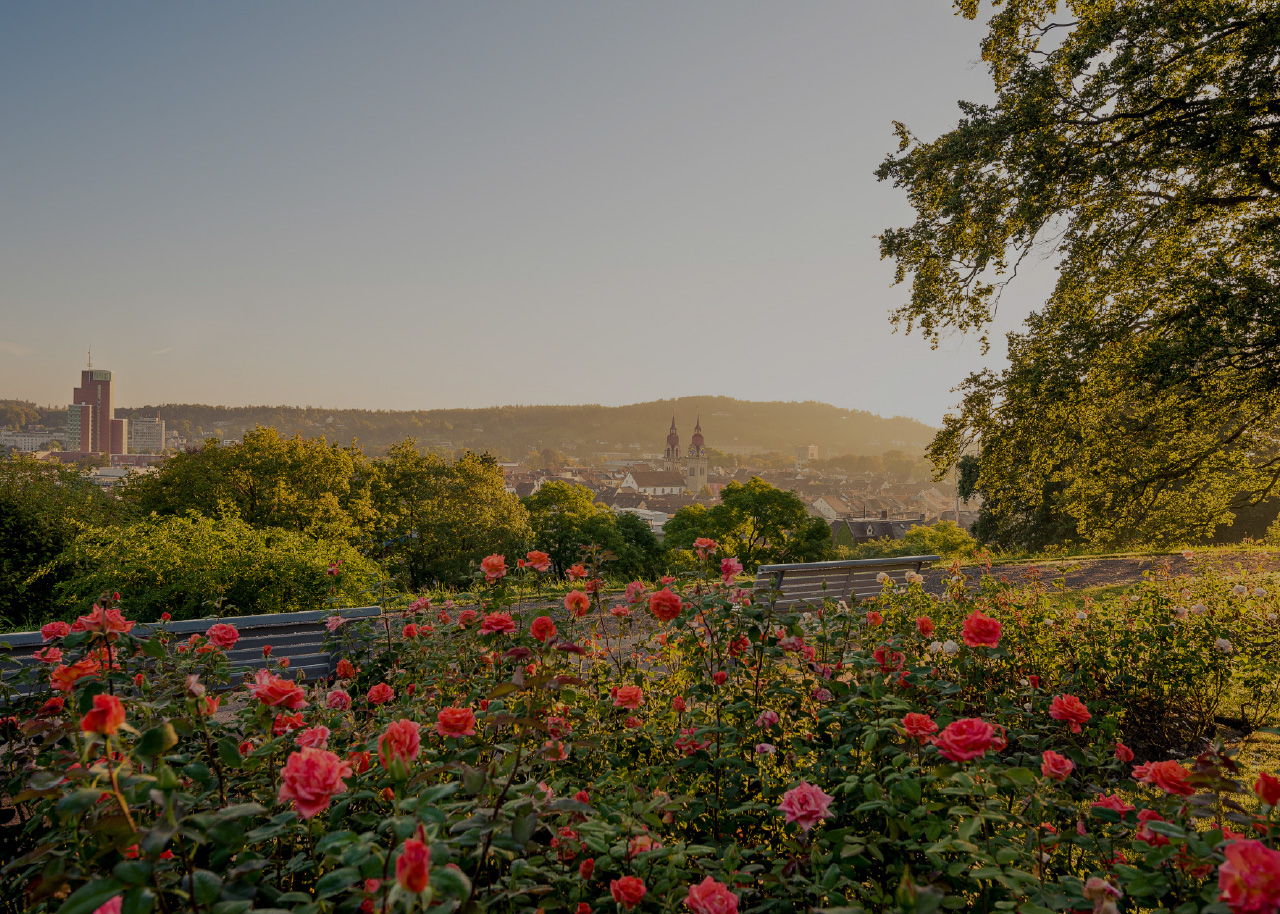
(66, 368), (128, 456)
(128, 416), (165, 453)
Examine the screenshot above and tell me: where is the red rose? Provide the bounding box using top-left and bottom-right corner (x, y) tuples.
(1140, 760), (1194, 796)
(1115, 741), (1134, 762)
(248, 668), (308, 709)
(436, 706), (477, 738)
(564, 591), (591, 618)
(335, 658), (356, 679)
(530, 616), (558, 642)
(278, 747), (352, 819)
(610, 876), (647, 910)
(648, 588), (683, 623)
(685, 876), (740, 914)
(80, 694), (126, 736)
(1040, 749), (1074, 782)
(915, 616), (934, 637)
(932, 717), (997, 762)
(481, 612), (516, 634)
(1048, 694), (1092, 733)
(961, 609), (1001, 647)
(900, 712), (937, 743)
(378, 719), (422, 775)
(367, 683), (394, 705)
(205, 623), (239, 650)
(1256, 771), (1280, 807)
(396, 826), (431, 893)
(613, 685), (644, 709)
(579, 858), (595, 880)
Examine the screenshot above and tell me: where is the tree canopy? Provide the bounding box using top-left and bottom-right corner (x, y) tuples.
(879, 0), (1280, 547)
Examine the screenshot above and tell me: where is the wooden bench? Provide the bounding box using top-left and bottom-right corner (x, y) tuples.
(0, 605), (382, 697)
(754, 555), (941, 611)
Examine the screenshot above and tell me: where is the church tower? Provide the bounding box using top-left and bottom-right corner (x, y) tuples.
(684, 415), (709, 494)
(662, 416), (681, 472)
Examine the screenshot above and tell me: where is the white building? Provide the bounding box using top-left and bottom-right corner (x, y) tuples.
(128, 416), (166, 454)
(0, 429), (62, 452)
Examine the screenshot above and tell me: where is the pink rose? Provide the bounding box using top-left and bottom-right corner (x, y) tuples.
(755, 709), (779, 728)
(480, 554), (507, 582)
(367, 683), (394, 705)
(248, 668), (308, 709)
(278, 747), (353, 818)
(378, 719), (422, 775)
(685, 876), (739, 914)
(1048, 694), (1092, 733)
(778, 780), (834, 833)
(326, 689), (351, 711)
(41, 621), (71, 641)
(205, 623), (239, 650)
(295, 726), (330, 749)
(525, 551), (552, 573)
(481, 612), (516, 634)
(720, 557), (744, 584)
(625, 581), (646, 604)
(901, 712), (937, 743)
(1219, 839), (1280, 914)
(961, 609), (1001, 647)
(932, 717), (997, 762)
(1040, 750), (1074, 782)
(613, 686), (644, 710)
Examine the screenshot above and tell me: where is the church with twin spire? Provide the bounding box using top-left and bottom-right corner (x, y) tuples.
(662, 415), (709, 494)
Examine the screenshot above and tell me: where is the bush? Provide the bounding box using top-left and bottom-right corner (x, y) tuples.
(838, 520), (979, 562)
(3, 554), (1279, 912)
(37, 511), (378, 625)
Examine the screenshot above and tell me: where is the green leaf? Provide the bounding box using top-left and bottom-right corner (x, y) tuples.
(1001, 767), (1036, 787)
(511, 813), (536, 846)
(315, 866), (360, 899)
(58, 789), (106, 819)
(431, 865), (472, 899)
(217, 738), (243, 768)
(121, 887), (156, 914)
(136, 723), (178, 758)
(55, 879), (125, 914)
(139, 638), (166, 659)
(112, 861), (152, 886)
(191, 870), (222, 907)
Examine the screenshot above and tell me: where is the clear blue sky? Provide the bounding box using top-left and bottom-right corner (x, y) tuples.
(0, 2), (1052, 426)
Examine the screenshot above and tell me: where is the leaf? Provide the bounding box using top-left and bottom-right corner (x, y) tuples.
(139, 638), (166, 659)
(55, 879), (125, 914)
(121, 887), (156, 914)
(431, 865), (472, 899)
(511, 813), (536, 846)
(315, 866), (360, 899)
(217, 739), (243, 768)
(1001, 767), (1036, 787)
(136, 724), (178, 758)
(191, 870), (222, 907)
(58, 789), (106, 819)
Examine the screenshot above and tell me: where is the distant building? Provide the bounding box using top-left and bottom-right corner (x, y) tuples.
(795, 445), (818, 469)
(128, 416), (166, 454)
(0, 428), (62, 452)
(66, 367), (128, 456)
(659, 415), (710, 494)
(622, 469), (686, 496)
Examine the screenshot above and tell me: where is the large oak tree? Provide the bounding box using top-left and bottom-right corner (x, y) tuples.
(879, 0), (1280, 546)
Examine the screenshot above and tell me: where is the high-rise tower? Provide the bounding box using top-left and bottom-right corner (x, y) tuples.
(66, 366), (128, 455)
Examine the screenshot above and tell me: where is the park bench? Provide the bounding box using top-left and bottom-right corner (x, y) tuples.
(754, 555), (941, 611)
(0, 605), (382, 698)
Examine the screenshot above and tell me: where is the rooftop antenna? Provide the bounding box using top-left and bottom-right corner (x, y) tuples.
(87, 346), (92, 369)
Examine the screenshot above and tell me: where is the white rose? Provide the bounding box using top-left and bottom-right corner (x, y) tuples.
(942, 639), (960, 655)
(927, 640), (943, 654)
(1024, 703), (1033, 712)
(1254, 587), (1269, 598)
(1191, 603), (1207, 615)
(1042, 618), (1055, 626)
(1174, 606), (1189, 619)
(1076, 611), (1088, 620)
(1215, 638), (1234, 654)
(1233, 584), (1248, 596)
(951, 575), (963, 584)
(876, 572), (889, 583)
(1268, 613), (1277, 621)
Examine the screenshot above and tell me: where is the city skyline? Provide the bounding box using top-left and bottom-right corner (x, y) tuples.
(0, 4), (1056, 426)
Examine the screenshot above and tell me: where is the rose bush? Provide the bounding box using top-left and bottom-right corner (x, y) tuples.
(1, 559), (1279, 912)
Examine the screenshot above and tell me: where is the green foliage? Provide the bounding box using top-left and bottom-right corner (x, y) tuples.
(665, 476), (832, 569)
(368, 444), (531, 588)
(118, 426), (372, 543)
(42, 511), (376, 623)
(838, 520), (978, 562)
(880, 1), (1280, 549)
(0, 456), (117, 630)
(522, 481), (663, 579)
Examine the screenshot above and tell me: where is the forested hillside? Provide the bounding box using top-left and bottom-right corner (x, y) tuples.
(102, 396), (933, 459)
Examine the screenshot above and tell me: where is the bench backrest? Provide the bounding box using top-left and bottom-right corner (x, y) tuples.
(0, 605), (382, 697)
(753, 555), (940, 610)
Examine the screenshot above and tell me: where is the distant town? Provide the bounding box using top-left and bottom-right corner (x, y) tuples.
(2, 363), (976, 543)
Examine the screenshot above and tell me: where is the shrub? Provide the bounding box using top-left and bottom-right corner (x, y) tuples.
(2, 553), (1278, 912)
(839, 519), (979, 561)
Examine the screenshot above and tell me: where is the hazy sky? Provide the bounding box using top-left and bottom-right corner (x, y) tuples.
(0, 2), (1054, 426)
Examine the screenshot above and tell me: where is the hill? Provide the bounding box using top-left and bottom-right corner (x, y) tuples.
(103, 397), (934, 461)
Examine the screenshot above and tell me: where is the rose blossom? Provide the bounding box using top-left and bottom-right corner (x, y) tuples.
(942, 639), (960, 655)
(295, 726), (330, 749)
(932, 717), (997, 762)
(530, 616), (558, 642)
(720, 557), (744, 584)
(205, 623), (239, 650)
(778, 780), (835, 833)
(685, 876), (739, 914)
(1048, 693), (1091, 733)
(525, 550), (552, 573)
(248, 668), (308, 709)
(1255, 771), (1280, 807)
(326, 689), (351, 711)
(481, 612), (516, 634)
(901, 712), (937, 743)
(335, 659), (356, 679)
(1092, 793), (1135, 815)
(92, 899), (123, 914)
(436, 706), (477, 738)
(80, 694), (126, 735)
(278, 747), (352, 818)
(1138, 759), (1194, 796)
(1040, 750), (1074, 782)
(378, 719), (422, 776)
(457, 609), (478, 626)
(693, 537), (718, 558)
(915, 616), (934, 636)
(756, 743), (776, 754)
(613, 685), (644, 709)
(1115, 741), (1134, 762)
(865, 611), (883, 626)
(480, 554), (507, 581)
(755, 709), (779, 728)
(41, 621), (71, 641)
(367, 683), (394, 705)
(649, 588), (683, 622)
(396, 826), (431, 893)
(625, 581), (646, 604)
(76, 604), (134, 640)
(611, 876), (647, 910)
(1219, 839), (1280, 914)
(564, 590), (590, 618)
(961, 609), (1001, 647)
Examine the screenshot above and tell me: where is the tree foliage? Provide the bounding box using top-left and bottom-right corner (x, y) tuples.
(665, 477), (832, 569)
(521, 480), (663, 579)
(879, 0), (1280, 547)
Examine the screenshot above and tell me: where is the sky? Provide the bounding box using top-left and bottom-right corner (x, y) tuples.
(0, 2), (1056, 427)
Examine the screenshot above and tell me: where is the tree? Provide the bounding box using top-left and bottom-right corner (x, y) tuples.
(0, 456), (117, 629)
(369, 444), (531, 589)
(664, 478), (831, 570)
(522, 481), (620, 576)
(118, 426), (370, 543)
(878, 1), (1280, 547)
(43, 511), (376, 624)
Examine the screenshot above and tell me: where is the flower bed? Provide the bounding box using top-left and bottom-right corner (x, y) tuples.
(4, 551), (1280, 913)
